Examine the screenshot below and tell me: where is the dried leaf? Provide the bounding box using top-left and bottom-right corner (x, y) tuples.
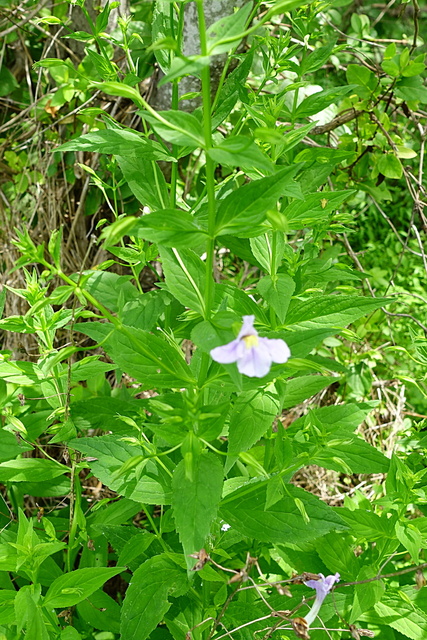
(291, 617), (310, 640)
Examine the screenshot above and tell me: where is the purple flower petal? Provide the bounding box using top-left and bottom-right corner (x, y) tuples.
(210, 339), (244, 364)
(237, 342), (272, 377)
(237, 315), (257, 339)
(323, 573), (340, 590)
(209, 316), (291, 378)
(260, 337), (291, 364)
(304, 573), (340, 627)
(305, 573), (340, 603)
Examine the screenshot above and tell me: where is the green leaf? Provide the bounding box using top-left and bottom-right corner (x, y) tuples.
(279, 122), (317, 153)
(215, 165), (302, 237)
(76, 322), (195, 388)
(71, 397), (143, 433)
(402, 62), (426, 77)
(70, 435), (172, 504)
(346, 64), (377, 97)
(117, 531), (155, 568)
(282, 375), (337, 409)
(76, 589), (121, 634)
(207, 3), (253, 55)
(286, 295), (389, 329)
(257, 274), (295, 322)
(172, 453), (223, 560)
(152, 0), (178, 73)
(0, 429), (32, 462)
(43, 567), (124, 608)
(120, 554), (188, 640)
(15, 586), (36, 633)
(395, 76), (427, 103)
(295, 85), (356, 118)
(0, 459), (68, 483)
(220, 481), (346, 544)
(335, 507), (394, 541)
(122, 290), (169, 332)
(283, 190), (352, 230)
(86, 50), (116, 80)
(91, 81), (145, 107)
(373, 592), (427, 639)
(212, 51), (253, 129)
(286, 402), (376, 438)
(58, 129), (172, 161)
(382, 59), (400, 77)
(228, 385), (281, 456)
(116, 155), (169, 211)
(208, 136), (274, 175)
(313, 436), (390, 474)
(316, 532), (359, 580)
(131, 210), (208, 247)
(350, 566), (385, 623)
(160, 247), (209, 317)
(215, 283), (268, 323)
(15, 586), (50, 640)
(0, 65), (19, 97)
(395, 145), (417, 159)
(79, 271), (139, 313)
(61, 625), (84, 639)
(139, 110), (205, 148)
(165, 597), (204, 640)
(378, 153), (403, 179)
(159, 55), (210, 86)
(300, 41), (337, 75)
(395, 521), (422, 563)
(249, 231), (286, 275)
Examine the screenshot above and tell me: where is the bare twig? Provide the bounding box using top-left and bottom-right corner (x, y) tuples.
(0, 0), (50, 38)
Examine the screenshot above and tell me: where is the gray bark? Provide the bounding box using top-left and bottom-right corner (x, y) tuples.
(67, 0), (129, 58)
(152, 0), (245, 113)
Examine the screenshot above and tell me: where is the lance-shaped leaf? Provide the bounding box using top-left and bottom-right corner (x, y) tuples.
(214, 165), (302, 237)
(286, 295), (390, 329)
(116, 155), (169, 211)
(131, 210), (208, 248)
(76, 322), (195, 389)
(172, 453), (223, 563)
(207, 3), (253, 55)
(44, 567), (124, 608)
(160, 247), (210, 317)
(57, 129), (172, 161)
(220, 481), (346, 544)
(228, 385), (281, 456)
(121, 555), (189, 640)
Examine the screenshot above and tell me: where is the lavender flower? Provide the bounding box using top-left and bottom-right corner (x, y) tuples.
(304, 573), (340, 626)
(210, 315), (291, 378)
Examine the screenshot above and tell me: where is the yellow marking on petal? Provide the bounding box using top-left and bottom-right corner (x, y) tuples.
(242, 335), (258, 348)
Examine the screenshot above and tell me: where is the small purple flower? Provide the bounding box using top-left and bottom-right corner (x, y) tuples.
(304, 573), (340, 626)
(210, 315), (291, 378)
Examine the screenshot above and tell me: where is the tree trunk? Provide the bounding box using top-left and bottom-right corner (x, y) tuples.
(152, 0), (245, 113)
(67, 0), (129, 58)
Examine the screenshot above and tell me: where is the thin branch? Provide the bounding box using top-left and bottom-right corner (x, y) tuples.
(411, 0), (420, 53)
(213, 614), (273, 640)
(0, 0), (49, 38)
(370, 197), (423, 258)
(311, 109), (363, 135)
(340, 561), (427, 588)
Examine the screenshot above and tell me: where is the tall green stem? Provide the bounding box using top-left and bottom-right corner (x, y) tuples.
(196, 0), (217, 390)
(196, 0), (216, 319)
(170, 4), (185, 209)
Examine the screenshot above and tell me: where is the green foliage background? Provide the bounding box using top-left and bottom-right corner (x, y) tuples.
(0, 0), (427, 639)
